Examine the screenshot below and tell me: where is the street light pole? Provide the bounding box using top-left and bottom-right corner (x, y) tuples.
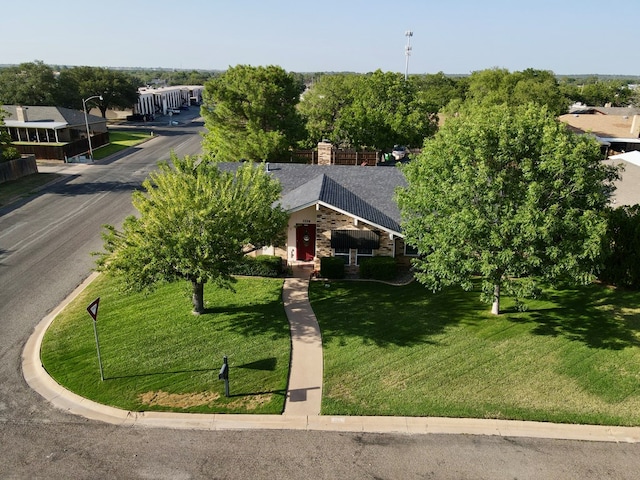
(82, 95), (103, 160)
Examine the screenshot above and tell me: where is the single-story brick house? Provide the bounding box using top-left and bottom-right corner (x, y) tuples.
(219, 162), (416, 271)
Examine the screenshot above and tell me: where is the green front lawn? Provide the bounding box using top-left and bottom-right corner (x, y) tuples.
(309, 280), (640, 426)
(0, 173), (60, 206)
(93, 130), (152, 159)
(41, 274), (290, 414)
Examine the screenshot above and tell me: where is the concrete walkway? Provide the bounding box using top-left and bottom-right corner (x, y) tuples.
(19, 271), (640, 442)
(282, 265), (323, 416)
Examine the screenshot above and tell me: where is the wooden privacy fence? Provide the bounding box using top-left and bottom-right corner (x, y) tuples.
(0, 155), (38, 183)
(291, 149), (381, 166)
(13, 132), (110, 161)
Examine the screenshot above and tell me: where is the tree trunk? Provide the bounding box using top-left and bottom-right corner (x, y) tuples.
(491, 283), (500, 315)
(192, 280), (205, 315)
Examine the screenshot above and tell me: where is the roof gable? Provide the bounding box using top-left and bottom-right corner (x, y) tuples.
(221, 162), (407, 235)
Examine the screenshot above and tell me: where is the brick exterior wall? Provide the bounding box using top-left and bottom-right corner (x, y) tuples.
(318, 141), (333, 165)
(315, 205), (396, 271)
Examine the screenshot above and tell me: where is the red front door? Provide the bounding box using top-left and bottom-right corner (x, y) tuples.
(296, 225), (316, 261)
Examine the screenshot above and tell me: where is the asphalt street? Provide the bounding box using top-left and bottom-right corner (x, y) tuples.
(1, 113), (640, 479)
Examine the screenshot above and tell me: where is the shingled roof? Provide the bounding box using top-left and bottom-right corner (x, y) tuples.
(219, 162), (407, 235)
(1, 105), (104, 127)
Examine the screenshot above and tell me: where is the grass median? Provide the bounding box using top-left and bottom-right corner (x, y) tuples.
(309, 279), (640, 426)
(41, 274), (290, 414)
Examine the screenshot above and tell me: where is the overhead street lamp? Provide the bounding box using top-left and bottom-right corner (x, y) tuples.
(82, 95), (103, 160)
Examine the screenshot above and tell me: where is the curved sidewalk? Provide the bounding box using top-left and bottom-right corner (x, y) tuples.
(20, 272), (640, 442)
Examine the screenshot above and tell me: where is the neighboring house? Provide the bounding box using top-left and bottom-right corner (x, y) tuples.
(559, 106), (640, 206)
(604, 151), (640, 207)
(219, 162), (415, 271)
(0, 105), (109, 161)
(559, 106), (640, 155)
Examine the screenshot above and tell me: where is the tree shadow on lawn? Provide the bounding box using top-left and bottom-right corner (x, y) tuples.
(106, 367), (216, 381)
(107, 357), (279, 381)
(509, 283), (640, 350)
(311, 281), (485, 348)
(201, 300), (291, 340)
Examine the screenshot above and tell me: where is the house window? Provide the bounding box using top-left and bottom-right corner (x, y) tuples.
(404, 243), (419, 256)
(356, 247), (373, 265)
(334, 247), (350, 264)
(330, 229), (380, 250)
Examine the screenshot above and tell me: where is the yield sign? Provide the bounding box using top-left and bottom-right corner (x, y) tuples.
(87, 297), (100, 322)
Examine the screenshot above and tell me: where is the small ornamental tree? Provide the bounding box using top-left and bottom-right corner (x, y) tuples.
(96, 154), (288, 314)
(397, 103), (619, 315)
(0, 109), (20, 161)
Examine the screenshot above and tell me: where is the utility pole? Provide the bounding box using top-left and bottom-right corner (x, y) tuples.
(404, 30), (413, 81)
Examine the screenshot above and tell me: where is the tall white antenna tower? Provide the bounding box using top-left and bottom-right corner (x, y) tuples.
(404, 30), (413, 81)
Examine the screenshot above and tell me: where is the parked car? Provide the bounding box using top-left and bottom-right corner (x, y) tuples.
(392, 145), (407, 160)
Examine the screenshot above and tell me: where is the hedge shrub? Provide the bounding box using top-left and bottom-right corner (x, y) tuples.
(232, 255), (283, 277)
(320, 257), (345, 279)
(359, 256), (397, 281)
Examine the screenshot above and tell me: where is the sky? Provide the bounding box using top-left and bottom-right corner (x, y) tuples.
(2, 0), (638, 76)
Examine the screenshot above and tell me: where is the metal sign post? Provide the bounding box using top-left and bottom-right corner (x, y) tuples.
(218, 355), (229, 397)
(87, 298), (104, 381)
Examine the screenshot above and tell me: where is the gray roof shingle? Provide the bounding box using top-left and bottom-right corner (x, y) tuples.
(219, 162), (407, 234)
(1, 105), (104, 126)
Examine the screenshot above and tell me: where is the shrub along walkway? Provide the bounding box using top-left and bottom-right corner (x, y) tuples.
(282, 264), (323, 416)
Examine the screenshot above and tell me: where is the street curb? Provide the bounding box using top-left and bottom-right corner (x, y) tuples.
(21, 272), (640, 442)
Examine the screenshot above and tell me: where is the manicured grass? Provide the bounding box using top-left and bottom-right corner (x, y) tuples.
(0, 173), (60, 206)
(41, 274), (290, 414)
(92, 130), (152, 159)
(309, 280), (640, 426)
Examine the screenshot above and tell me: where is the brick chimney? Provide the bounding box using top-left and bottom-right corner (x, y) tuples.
(318, 141), (333, 165)
(16, 106), (28, 122)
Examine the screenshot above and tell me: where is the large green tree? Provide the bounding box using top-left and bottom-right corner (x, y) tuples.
(578, 80), (634, 107)
(56, 66), (140, 117)
(297, 73), (358, 148)
(96, 155), (288, 314)
(201, 65), (305, 162)
(463, 68), (569, 116)
(299, 70), (438, 151)
(411, 72), (465, 115)
(397, 103), (619, 315)
(342, 70), (437, 150)
(0, 61), (57, 105)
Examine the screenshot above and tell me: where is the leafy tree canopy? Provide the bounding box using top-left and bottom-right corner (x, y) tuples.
(297, 73), (359, 148)
(0, 61), (57, 106)
(201, 65), (305, 162)
(462, 68), (570, 116)
(56, 66), (140, 117)
(0, 109), (20, 161)
(96, 154), (289, 314)
(397, 103), (619, 315)
(411, 72), (466, 114)
(299, 70), (438, 150)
